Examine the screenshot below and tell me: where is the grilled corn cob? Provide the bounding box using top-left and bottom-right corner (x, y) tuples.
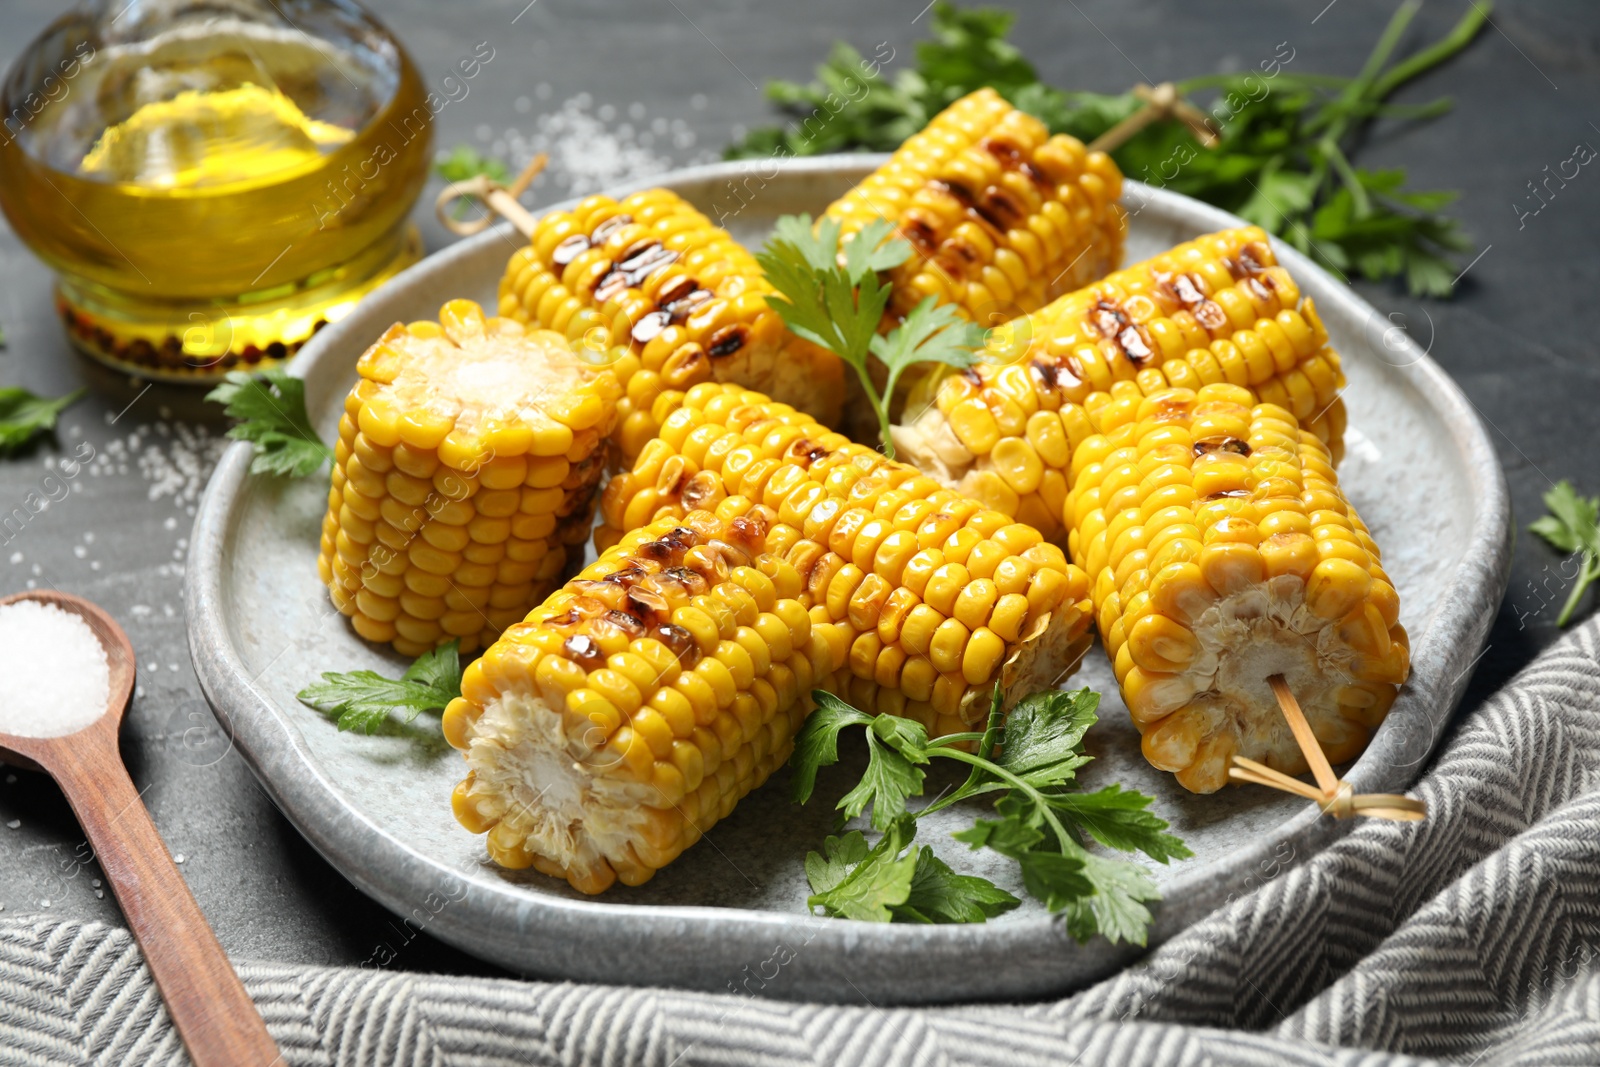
(1064, 384), (1406, 794)
(319, 299), (621, 657)
(497, 188), (844, 462)
(825, 87), (1126, 326)
(596, 382), (1096, 736)
(892, 227), (1348, 543)
(444, 506), (831, 892)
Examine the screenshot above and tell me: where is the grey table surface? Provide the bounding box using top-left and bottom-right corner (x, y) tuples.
(0, 0), (1594, 983)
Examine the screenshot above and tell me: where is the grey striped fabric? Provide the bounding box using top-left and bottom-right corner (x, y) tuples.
(5, 618), (1600, 1066)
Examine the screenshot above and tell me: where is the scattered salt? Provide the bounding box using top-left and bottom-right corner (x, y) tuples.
(174, 854), (185, 864)
(0, 602), (110, 738)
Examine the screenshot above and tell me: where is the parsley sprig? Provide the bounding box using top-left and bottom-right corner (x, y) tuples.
(729, 1), (1486, 297)
(0, 387), (83, 454)
(207, 367), (332, 478)
(297, 640), (463, 734)
(1529, 481), (1600, 627)
(793, 685), (1190, 943)
(756, 214), (984, 455)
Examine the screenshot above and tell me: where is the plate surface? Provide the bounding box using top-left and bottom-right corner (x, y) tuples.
(187, 156), (1511, 1004)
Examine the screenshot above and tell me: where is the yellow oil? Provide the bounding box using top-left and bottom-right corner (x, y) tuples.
(0, 27), (433, 379)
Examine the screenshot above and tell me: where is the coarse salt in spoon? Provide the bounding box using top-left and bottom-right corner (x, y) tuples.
(0, 590), (280, 1066)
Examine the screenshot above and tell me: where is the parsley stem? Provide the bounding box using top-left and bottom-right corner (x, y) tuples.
(921, 747), (1080, 855)
(1557, 551), (1600, 627)
(851, 362), (896, 459)
(1369, 4), (1491, 102)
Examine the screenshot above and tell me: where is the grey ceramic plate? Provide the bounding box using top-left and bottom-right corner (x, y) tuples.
(187, 156), (1511, 1005)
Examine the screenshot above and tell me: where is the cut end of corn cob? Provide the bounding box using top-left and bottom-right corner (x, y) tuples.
(318, 299), (621, 657)
(891, 227), (1348, 544)
(446, 507), (829, 893)
(827, 87), (1126, 327)
(595, 382), (1096, 736)
(498, 188), (844, 462)
(1065, 384), (1406, 794)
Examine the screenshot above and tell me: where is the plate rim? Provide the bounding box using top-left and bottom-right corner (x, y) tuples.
(186, 154), (1512, 1004)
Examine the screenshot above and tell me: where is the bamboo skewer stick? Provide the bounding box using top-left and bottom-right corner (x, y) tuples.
(1228, 674), (1426, 822)
(435, 153), (548, 239)
(1088, 82), (1221, 153)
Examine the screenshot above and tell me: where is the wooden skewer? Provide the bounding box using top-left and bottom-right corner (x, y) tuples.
(1228, 674), (1427, 822)
(435, 153), (548, 239)
(1088, 82), (1221, 153)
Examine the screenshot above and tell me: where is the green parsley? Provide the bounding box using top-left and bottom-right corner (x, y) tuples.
(0, 387), (83, 455)
(729, 1), (1487, 297)
(1529, 481), (1600, 626)
(297, 640), (463, 734)
(756, 213), (984, 455)
(207, 366), (332, 478)
(435, 145), (511, 185)
(793, 685), (1190, 943)
(434, 146), (512, 219)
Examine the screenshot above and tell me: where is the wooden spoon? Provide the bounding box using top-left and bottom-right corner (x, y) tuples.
(0, 590), (281, 1066)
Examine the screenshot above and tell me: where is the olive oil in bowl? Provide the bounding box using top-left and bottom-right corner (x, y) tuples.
(0, 0), (433, 380)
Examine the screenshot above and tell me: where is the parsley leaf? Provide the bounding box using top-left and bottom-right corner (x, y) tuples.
(868, 298), (985, 415)
(0, 387), (83, 455)
(793, 683), (1189, 942)
(731, 1), (1488, 297)
(1053, 785), (1192, 863)
(207, 367), (332, 478)
(298, 640), (462, 734)
(804, 830), (872, 896)
(434, 144), (511, 185)
(1530, 480), (1600, 626)
(790, 691), (874, 804)
(896, 847), (1020, 923)
(805, 818), (921, 922)
(993, 688), (1100, 785)
(838, 717), (928, 831)
(1059, 853), (1162, 946)
(758, 215), (977, 455)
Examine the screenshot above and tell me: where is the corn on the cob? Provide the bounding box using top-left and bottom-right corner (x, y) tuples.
(596, 382), (1096, 736)
(319, 299), (621, 657)
(1064, 383), (1406, 794)
(826, 87), (1126, 326)
(891, 227), (1348, 543)
(497, 188), (845, 463)
(444, 506), (831, 892)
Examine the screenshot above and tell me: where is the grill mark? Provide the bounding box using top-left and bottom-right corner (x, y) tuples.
(1193, 437), (1253, 457)
(562, 634), (605, 670)
(591, 214), (633, 244)
(551, 234), (590, 267)
(708, 324), (747, 358)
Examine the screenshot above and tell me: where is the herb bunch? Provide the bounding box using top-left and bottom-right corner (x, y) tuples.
(729, 1), (1486, 297)
(756, 213), (984, 456)
(793, 685), (1190, 943)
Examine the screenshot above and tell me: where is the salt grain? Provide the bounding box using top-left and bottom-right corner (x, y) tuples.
(0, 602), (110, 738)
